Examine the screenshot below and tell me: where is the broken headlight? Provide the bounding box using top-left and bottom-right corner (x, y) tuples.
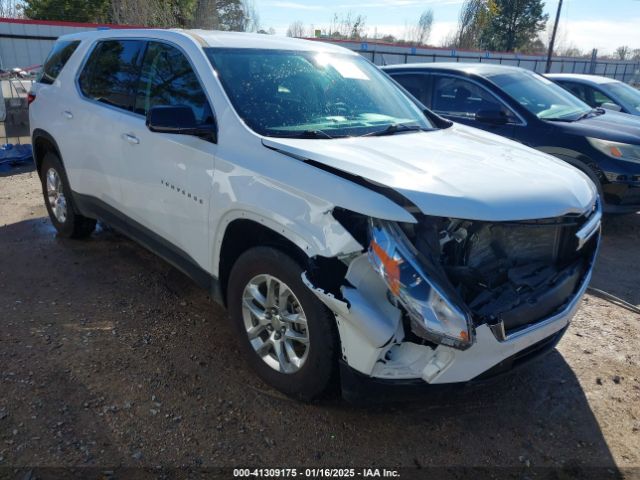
(367, 219), (473, 350)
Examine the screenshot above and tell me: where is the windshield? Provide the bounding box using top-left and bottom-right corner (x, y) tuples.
(602, 82), (640, 113)
(488, 70), (591, 121)
(205, 48), (432, 138)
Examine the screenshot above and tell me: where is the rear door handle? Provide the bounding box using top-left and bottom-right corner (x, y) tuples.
(122, 133), (140, 145)
(62, 110), (73, 119)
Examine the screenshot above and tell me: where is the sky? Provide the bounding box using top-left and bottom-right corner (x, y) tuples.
(254, 0), (640, 55)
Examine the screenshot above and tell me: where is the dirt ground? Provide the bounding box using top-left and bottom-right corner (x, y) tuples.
(1, 166), (639, 478)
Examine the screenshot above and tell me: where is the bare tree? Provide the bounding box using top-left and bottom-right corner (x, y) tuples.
(241, 0), (260, 32)
(350, 14), (366, 39)
(454, 0), (488, 49)
(0, 0), (23, 17)
(110, 0), (195, 27)
(558, 44), (582, 57)
(192, 0), (219, 29)
(406, 8), (433, 46)
(328, 12), (366, 39)
(286, 20), (305, 38)
(615, 45), (630, 60)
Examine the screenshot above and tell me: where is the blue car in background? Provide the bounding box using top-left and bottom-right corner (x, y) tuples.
(383, 63), (640, 214)
(546, 74), (640, 117)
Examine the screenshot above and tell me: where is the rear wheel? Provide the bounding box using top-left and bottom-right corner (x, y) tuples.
(227, 247), (337, 400)
(40, 152), (96, 238)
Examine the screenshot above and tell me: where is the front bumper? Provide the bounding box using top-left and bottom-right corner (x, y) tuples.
(340, 326), (567, 404)
(420, 267), (590, 384)
(306, 255), (593, 392)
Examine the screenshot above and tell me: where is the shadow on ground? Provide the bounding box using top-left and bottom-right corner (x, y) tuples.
(592, 212), (640, 307)
(0, 162), (35, 178)
(0, 216), (631, 477)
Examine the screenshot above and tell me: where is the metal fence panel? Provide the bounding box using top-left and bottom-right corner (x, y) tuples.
(329, 40), (639, 84)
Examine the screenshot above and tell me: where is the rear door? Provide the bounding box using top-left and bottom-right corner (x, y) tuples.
(29, 40), (81, 173)
(66, 39), (145, 211)
(117, 40), (217, 270)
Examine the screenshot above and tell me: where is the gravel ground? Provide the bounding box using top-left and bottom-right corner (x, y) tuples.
(0, 167), (639, 478)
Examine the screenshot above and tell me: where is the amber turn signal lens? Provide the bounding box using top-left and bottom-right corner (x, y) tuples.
(370, 239), (401, 295)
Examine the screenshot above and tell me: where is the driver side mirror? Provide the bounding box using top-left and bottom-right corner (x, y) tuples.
(146, 105), (216, 142)
(600, 102), (622, 112)
(475, 109), (509, 126)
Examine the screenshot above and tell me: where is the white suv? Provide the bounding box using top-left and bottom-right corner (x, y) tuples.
(30, 29), (601, 401)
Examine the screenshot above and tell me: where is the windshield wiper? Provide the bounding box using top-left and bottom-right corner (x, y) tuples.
(547, 108), (606, 123)
(575, 107), (606, 121)
(360, 123), (428, 137)
(284, 129), (335, 139)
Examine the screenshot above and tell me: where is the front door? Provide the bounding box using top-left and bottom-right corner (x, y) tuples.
(118, 41), (217, 271)
(430, 75), (518, 138)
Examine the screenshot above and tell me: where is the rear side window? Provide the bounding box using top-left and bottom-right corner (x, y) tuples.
(78, 40), (145, 111)
(134, 42), (213, 124)
(38, 40), (80, 85)
(560, 82), (590, 104)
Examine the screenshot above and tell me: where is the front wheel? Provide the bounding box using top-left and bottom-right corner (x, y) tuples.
(227, 247), (338, 401)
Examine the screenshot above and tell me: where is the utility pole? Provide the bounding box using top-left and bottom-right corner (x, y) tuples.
(545, 0), (563, 73)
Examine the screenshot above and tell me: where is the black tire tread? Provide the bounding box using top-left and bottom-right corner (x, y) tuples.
(227, 246), (338, 401)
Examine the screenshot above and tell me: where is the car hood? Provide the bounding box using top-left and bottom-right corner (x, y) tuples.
(262, 124), (597, 221)
(555, 110), (640, 143)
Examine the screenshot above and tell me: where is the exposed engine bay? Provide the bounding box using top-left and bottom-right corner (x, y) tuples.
(405, 212), (600, 335)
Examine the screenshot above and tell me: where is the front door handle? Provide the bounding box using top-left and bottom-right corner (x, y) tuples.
(122, 133), (140, 145)
(62, 110), (73, 119)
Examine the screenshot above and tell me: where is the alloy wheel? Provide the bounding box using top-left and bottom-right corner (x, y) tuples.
(241, 274), (310, 373)
(46, 168), (67, 224)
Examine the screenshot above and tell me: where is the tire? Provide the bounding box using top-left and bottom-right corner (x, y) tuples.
(227, 246), (338, 401)
(555, 155), (605, 205)
(40, 152), (96, 238)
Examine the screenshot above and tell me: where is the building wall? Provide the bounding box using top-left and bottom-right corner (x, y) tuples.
(0, 18), (137, 70)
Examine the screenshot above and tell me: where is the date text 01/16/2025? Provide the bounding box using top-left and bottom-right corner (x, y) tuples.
(233, 468), (401, 478)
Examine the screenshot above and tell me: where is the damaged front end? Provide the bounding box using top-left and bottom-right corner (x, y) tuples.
(304, 203), (601, 387)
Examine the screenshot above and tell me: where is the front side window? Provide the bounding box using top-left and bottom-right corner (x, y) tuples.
(591, 87), (617, 108)
(38, 40), (80, 85)
(431, 76), (515, 121)
(205, 48), (432, 138)
(135, 42), (213, 125)
(601, 82), (640, 113)
(489, 71), (591, 121)
(78, 40), (145, 111)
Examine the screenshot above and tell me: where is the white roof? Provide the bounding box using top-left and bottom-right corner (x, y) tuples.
(60, 28), (356, 55)
(186, 30), (355, 53)
(545, 73), (619, 85)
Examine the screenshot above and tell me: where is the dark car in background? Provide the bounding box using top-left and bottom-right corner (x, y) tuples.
(546, 73), (640, 117)
(383, 63), (640, 213)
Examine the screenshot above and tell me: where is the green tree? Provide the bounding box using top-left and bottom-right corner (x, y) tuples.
(480, 0), (548, 52)
(23, 0), (111, 23)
